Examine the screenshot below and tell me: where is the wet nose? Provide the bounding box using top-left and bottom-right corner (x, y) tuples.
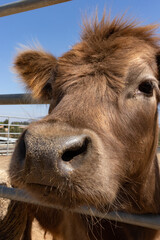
(21, 131), (91, 178)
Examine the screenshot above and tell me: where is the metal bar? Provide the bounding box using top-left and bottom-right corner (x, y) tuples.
(0, 115), (37, 120)
(0, 185), (160, 230)
(0, 124), (28, 127)
(0, 150), (13, 153)
(0, 94), (49, 105)
(0, 0), (71, 17)
(0, 133), (21, 135)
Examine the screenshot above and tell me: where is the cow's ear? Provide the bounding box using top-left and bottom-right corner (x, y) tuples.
(14, 49), (57, 101)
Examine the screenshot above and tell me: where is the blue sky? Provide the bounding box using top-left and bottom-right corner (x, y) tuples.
(0, 0), (160, 119)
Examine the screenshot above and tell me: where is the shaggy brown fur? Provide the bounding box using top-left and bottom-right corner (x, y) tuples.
(1, 13), (160, 239)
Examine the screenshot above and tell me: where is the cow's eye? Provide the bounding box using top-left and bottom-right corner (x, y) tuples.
(138, 81), (153, 96)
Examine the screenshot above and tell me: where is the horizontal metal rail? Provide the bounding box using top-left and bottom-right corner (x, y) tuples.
(0, 0), (71, 17)
(0, 150), (13, 154)
(0, 94), (49, 105)
(0, 185), (160, 230)
(0, 132), (21, 135)
(0, 115), (36, 120)
(0, 124), (28, 127)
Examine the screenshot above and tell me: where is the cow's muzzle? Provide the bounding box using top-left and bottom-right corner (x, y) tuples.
(16, 125), (92, 185)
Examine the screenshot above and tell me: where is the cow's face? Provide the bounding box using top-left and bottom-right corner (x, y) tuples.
(10, 17), (160, 213)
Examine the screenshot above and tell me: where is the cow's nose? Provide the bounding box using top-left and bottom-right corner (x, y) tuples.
(23, 131), (91, 178)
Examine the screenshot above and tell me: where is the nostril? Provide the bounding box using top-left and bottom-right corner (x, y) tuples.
(18, 130), (26, 161)
(62, 138), (89, 162)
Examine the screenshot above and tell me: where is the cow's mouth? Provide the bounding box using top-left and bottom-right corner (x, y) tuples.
(25, 182), (79, 208)
(25, 182), (116, 213)
(29, 183), (57, 196)
(26, 183), (60, 196)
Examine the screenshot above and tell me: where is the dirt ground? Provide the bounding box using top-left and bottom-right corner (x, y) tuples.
(0, 155), (53, 240)
(0, 155), (11, 171)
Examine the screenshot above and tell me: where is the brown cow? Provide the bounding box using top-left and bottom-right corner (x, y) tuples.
(2, 13), (160, 239)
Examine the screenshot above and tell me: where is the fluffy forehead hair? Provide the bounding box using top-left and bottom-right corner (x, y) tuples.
(58, 13), (160, 96)
(81, 13), (160, 46)
(59, 13), (160, 69)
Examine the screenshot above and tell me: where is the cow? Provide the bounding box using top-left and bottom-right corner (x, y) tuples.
(1, 13), (160, 239)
